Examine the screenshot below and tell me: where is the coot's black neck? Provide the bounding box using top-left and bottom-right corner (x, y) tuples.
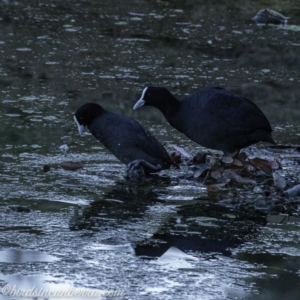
(165, 95), (185, 133)
(157, 92), (181, 120)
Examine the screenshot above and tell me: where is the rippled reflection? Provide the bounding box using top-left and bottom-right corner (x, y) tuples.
(0, 1), (300, 299)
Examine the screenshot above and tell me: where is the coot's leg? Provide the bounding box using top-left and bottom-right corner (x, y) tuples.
(126, 160), (162, 179)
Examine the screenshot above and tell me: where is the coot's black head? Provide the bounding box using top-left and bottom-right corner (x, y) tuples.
(133, 86), (174, 110)
(74, 103), (104, 135)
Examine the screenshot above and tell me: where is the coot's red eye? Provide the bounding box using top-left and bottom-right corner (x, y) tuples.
(147, 93), (150, 97)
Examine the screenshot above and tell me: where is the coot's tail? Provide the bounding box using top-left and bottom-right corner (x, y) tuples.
(265, 134), (276, 145)
(261, 131), (276, 145)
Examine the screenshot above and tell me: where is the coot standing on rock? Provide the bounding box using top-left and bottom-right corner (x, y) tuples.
(74, 103), (178, 178)
(133, 87), (275, 154)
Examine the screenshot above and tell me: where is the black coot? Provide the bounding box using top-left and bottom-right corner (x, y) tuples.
(133, 86), (275, 154)
(74, 103), (178, 177)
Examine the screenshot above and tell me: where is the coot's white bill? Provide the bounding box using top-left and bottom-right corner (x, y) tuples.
(133, 99), (145, 110)
(133, 87), (147, 109)
(74, 115), (84, 135)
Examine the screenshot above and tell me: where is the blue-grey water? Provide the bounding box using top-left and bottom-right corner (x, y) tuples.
(0, 1), (300, 299)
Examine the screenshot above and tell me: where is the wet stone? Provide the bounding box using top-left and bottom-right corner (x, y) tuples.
(8, 205), (31, 213)
(60, 161), (84, 171)
(253, 8), (288, 25)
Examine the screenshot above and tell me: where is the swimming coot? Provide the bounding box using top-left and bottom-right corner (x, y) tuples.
(133, 87), (275, 154)
(74, 103), (178, 178)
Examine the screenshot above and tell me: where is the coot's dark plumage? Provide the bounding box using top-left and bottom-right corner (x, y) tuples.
(134, 87), (275, 153)
(74, 103), (177, 176)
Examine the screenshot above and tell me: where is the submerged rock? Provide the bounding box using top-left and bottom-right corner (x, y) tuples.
(284, 184), (300, 198)
(9, 205), (31, 213)
(253, 9), (288, 25)
(43, 165), (50, 172)
(60, 161), (83, 171)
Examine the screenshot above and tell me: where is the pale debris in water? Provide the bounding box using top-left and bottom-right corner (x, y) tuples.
(59, 144), (69, 155)
(272, 170), (286, 189)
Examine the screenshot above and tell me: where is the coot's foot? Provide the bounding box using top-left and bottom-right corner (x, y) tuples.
(125, 159), (162, 179)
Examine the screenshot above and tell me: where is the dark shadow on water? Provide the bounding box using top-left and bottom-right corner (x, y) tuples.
(69, 176), (268, 257)
(69, 177), (173, 231)
(245, 260), (300, 300)
(135, 233), (239, 258)
(136, 202), (267, 259)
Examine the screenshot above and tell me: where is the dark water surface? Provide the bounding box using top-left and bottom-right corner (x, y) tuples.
(0, 1), (300, 299)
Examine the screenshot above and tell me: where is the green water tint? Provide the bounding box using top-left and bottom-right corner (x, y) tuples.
(0, 1), (300, 299)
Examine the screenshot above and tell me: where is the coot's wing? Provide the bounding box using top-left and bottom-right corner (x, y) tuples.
(124, 117), (176, 169)
(190, 89), (273, 133)
(179, 88), (274, 152)
(89, 112), (174, 168)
